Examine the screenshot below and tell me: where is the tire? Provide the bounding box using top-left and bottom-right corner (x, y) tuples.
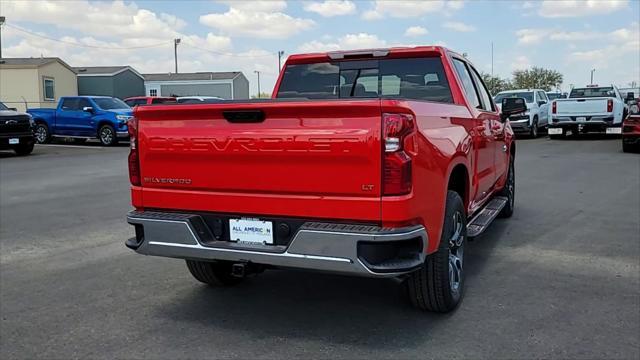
(186, 260), (244, 287)
(497, 155), (515, 218)
(405, 191), (466, 313)
(13, 142), (34, 156)
(98, 125), (118, 146)
(34, 123), (51, 144)
(529, 117), (539, 138)
(623, 141), (639, 153)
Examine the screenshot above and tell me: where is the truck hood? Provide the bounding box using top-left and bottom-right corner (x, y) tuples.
(0, 109), (29, 117)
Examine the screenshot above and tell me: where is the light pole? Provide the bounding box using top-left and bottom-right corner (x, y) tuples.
(278, 50), (285, 72)
(590, 68), (596, 85)
(254, 70), (261, 98)
(0, 16), (6, 59)
(174, 38), (181, 74)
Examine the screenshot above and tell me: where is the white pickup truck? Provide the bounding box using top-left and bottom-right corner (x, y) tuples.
(548, 85), (628, 138)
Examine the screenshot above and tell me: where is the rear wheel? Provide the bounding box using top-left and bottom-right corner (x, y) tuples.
(529, 117), (539, 138)
(405, 191), (466, 312)
(186, 260), (244, 287)
(498, 156), (515, 218)
(34, 123), (51, 144)
(98, 125), (118, 146)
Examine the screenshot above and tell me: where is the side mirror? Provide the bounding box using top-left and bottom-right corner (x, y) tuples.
(626, 92), (635, 101)
(538, 100), (546, 106)
(500, 97), (528, 122)
(7, 107), (17, 111)
(82, 106), (94, 113)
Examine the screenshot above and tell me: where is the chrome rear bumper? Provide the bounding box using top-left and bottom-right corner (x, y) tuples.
(126, 211), (428, 278)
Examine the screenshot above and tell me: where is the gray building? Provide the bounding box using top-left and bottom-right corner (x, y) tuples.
(143, 72), (249, 100)
(74, 66), (145, 99)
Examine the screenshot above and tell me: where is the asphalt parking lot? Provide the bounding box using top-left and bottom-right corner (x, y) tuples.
(1, 138), (638, 359)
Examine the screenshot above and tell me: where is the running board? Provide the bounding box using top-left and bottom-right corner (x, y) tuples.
(467, 196), (508, 237)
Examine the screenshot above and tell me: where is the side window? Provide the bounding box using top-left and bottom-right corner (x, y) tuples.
(78, 98), (92, 110)
(60, 98), (79, 111)
(469, 66), (495, 112)
(537, 91), (547, 103)
(453, 59), (481, 109)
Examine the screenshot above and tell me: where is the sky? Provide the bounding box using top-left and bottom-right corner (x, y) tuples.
(0, 0), (638, 96)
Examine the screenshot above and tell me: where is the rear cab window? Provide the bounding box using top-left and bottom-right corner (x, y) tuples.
(276, 57), (453, 103)
(569, 87), (615, 98)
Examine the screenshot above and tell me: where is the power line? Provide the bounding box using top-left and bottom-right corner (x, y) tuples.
(6, 24), (171, 50)
(180, 41), (275, 58)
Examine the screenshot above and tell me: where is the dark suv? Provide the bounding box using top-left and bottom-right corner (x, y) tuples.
(0, 101), (35, 155)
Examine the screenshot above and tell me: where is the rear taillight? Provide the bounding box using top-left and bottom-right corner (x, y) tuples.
(383, 113), (415, 196)
(128, 117), (141, 186)
(607, 99), (613, 112)
(552, 101), (557, 114)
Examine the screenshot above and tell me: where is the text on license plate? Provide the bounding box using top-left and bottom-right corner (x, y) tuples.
(606, 127), (622, 134)
(576, 117), (587, 121)
(548, 128), (563, 135)
(229, 218), (273, 244)
(9, 138), (19, 144)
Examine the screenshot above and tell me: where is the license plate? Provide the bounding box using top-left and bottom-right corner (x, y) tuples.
(576, 117), (587, 122)
(548, 128), (563, 135)
(606, 127), (622, 134)
(8, 138), (19, 145)
(229, 218), (273, 245)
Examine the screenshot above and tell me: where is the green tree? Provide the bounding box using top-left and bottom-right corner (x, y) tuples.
(511, 67), (563, 91)
(481, 73), (513, 96)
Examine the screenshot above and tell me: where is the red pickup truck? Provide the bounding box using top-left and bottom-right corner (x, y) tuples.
(125, 46), (523, 312)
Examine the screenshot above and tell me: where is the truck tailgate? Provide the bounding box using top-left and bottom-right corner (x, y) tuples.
(135, 100), (383, 221)
(556, 98), (609, 114)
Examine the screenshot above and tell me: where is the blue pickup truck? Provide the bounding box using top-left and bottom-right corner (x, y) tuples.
(28, 96), (132, 146)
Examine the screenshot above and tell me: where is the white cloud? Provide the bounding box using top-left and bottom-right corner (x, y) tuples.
(539, 0), (628, 18)
(200, 4), (315, 39)
(362, 1), (461, 20)
(511, 55), (531, 71)
(304, 1), (356, 17)
(522, 1), (536, 9)
(1, 0), (185, 41)
(216, 0), (288, 12)
(404, 26), (428, 37)
(443, 21), (476, 32)
(518, 23), (639, 44)
(447, 1), (465, 10)
(298, 33), (387, 52)
(515, 28), (551, 45)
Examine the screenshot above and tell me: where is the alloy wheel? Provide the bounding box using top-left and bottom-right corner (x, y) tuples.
(100, 128), (113, 145)
(448, 211), (464, 294)
(35, 126), (47, 143)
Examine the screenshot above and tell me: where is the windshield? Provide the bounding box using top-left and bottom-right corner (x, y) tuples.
(276, 57), (453, 103)
(93, 98), (130, 110)
(569, 87), (615, 98)
(0, 102), (8, 111)
(494, 92), (534, 103)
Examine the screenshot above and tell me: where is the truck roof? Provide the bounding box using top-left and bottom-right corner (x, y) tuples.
(496, 89), (544, 94)
(286, 46), (456, 64)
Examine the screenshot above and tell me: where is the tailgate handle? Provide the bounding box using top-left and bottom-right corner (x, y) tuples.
(223, 110), (265, 123)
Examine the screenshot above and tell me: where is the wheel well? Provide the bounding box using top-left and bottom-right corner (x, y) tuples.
(448, 164), (469, 208)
